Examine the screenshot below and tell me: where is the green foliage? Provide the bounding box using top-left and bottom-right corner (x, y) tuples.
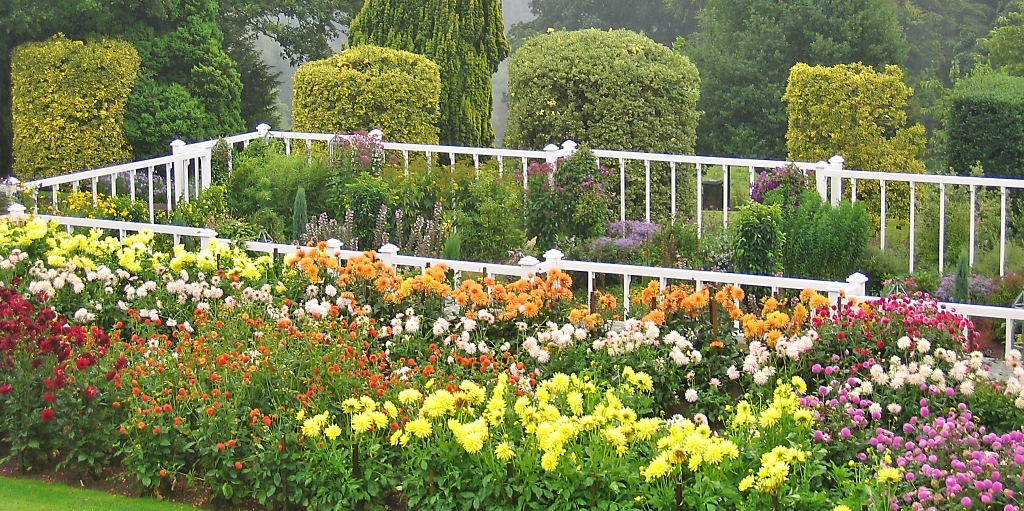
(685, 0), (907, 159)
(857, 244), (910, 295)
(509, 0), (694, 48)
(954, 250), (971, 302)
(947, 72), (1024, 178)
(507, 29), (700, 222)
(981, 2), (1024, 77)
(523, 148), (613, 251)
(507, 29), (699, 154)
(731, 202), (784, 276)
(459, 170), (527, 262)
(11, 35), (139, 180)
(123, 0), (245, 158)
(349, 0), (508, 146)
(225, 143), (333, 241)
(771, 191), (872, 281)
(292, 45), (441, 143)
(292, 187), (307, 242)
(340, 174), (391, 249)
(785, 62), (927, 222)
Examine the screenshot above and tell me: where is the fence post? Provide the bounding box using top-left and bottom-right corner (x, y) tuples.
(6, 202), (26, 221)
(518, 255), (540, 278)
(170, 139), (187, 206)
(543, 249), (564, 269)
(544, 144), (560, 164)
(844, 272), (869, 297)
(815, 160), (828, 202)
(561, 140), (578, 158)
(378, 243), (399, 270)
(256, 123), (271, 141)
(828, 155), (845, 207)
(198, 228), (218, 250)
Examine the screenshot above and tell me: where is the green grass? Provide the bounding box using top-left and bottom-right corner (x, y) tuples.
(0, 477), (201, 511)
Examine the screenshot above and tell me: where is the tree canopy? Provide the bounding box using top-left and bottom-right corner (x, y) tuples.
(350, 0), (508, 147)
(509, 0), (699, 48)
(684, 0), (907, 159)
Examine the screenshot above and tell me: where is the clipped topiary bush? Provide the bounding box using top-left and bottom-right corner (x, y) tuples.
(947, 73), (1024, 179)
(292, 45), (441, 144)
(506, 29), (701, 222)
(12, 35), (140, 180)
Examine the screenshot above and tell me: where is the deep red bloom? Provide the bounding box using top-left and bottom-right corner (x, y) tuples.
(43, 392), (56, 403)
(40, 408), (55, 422)
(0, 384), (11, 395)
(84, 386), (98, 399)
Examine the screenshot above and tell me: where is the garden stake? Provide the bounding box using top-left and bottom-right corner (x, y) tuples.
(675, 480), (683, 511)
(429, 468), (435, 495)
(710, 296), (720, 345)
(507, 462), (514, 505)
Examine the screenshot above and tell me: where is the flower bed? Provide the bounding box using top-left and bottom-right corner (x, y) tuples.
(1, 217), (1024, 510)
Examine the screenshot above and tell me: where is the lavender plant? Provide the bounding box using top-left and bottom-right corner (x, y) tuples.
(301, 212), (358, 249)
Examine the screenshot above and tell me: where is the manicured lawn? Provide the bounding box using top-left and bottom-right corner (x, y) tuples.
(0, 477), (200, 511)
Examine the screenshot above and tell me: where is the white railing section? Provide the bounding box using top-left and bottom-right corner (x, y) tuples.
(818, 166), (1024, 276)
(21, 147), (212, 224)
(6, 204), (1021, 355)
(13, 124), (1024, 278)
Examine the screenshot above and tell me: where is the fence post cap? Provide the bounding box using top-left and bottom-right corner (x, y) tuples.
(543, 249), (564, 262)
(325, 238), (343, 251)
(543, 144), (559, 152)
(561, 140), (578, 153)
(170, 139), (186, 153)
(829, 155), (845, 165)
(378, 243), (399, 255)
(256, 123), (272, 136)
(846, 272), (869, 285)
(198, 228), (218, 237)
(815, 160), (827, 169)
(519, 255), (540, 267)
(369, 129), (384, 139)
(7, 202), (26, 217)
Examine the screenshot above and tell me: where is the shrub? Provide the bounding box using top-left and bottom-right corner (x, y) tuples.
(225, 144), (332, 233)
(292, 45), (441, 144)
(340, 174), (391, 249)
(12, 35), (140, 180)
(947, 73), (1024, 179)
(459, 170), (527, 262)
(751, 165), (815, 208)
(731, 202), (784, 276)
(772, 191), (872, 281)
(292, 187), (307, 243)
(784, 62), (926, 224)
(523, 147), (613, 251)
(506, 29), (701, 222)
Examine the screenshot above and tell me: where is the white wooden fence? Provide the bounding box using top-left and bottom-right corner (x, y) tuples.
(4, 201), (1021, 356)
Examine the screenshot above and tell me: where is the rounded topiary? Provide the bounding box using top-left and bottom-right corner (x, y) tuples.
(505, 29), (700, 154)
(292, 45), (441, 144)
(12, 35), (140, 180)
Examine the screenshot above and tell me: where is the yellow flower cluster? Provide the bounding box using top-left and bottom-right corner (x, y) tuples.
(738, 446), (811, 494)
(300, 411), (330, 437)
(43, 227), (154, 272)
(170, 240), (271, 280)
(641, 418), (739, 482)
(0, 217), (52, 248)
(341, 396), (391, 435)
(732, 379), (813, 431)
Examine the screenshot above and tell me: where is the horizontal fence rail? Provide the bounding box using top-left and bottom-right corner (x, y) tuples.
(5, 207), (1022, 356)
(8, 123), (1023, 283)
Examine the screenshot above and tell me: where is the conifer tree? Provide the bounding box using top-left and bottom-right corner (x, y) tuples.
(349, 0), (508, 146)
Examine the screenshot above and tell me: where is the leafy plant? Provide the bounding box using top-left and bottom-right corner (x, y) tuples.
(731, 202), (785, 276)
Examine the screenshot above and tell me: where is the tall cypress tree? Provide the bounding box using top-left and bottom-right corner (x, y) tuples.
(349, 0), (508, 147)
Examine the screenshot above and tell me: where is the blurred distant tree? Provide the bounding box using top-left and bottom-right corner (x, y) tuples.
(510, 0), (699, 48)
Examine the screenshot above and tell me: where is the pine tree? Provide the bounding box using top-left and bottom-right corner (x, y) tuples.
(349, 0), (508, 147)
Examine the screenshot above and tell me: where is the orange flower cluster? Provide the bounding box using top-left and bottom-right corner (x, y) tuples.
(286, 242), (343, 284)
(741, 288), (829, 347)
